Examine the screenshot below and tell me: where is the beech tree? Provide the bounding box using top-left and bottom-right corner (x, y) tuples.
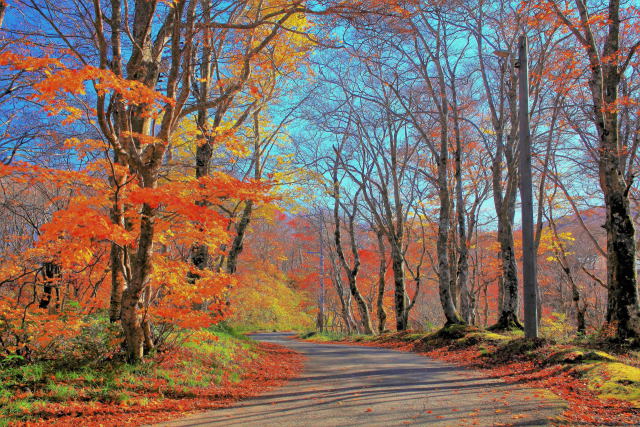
(541, 0), (640, 339)
(331, 146), (374, 334)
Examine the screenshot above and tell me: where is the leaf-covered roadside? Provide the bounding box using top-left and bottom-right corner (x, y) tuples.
(301, 327), (640, 425)
(2, 327), (303, 426)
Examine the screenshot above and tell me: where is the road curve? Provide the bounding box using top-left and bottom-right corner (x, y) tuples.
(156, 332), (564, 426)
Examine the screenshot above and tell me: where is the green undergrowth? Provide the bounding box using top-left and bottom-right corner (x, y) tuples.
(0, 323), (257, 426)
(300, 325), (640, 406)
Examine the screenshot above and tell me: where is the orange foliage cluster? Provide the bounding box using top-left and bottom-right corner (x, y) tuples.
(0, 144), (270, 357)
(32, 65), (174, 124)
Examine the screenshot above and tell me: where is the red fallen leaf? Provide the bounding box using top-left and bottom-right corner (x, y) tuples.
(452, 408), (459, 412)
(436, 415), (446, 419)
(425, 410), (433, 414)
(365, 408), (373, 412)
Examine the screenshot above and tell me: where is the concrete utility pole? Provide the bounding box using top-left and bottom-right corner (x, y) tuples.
(516, 35), (539, 339)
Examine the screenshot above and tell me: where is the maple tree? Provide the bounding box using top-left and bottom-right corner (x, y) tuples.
(0, 0), (320, 364)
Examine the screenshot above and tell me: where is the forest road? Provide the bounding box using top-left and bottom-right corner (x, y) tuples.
(156, 332), (565, 426)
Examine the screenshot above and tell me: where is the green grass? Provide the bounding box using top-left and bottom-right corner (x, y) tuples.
(0, 323), (261, 424)
(46, 382), (78, 401)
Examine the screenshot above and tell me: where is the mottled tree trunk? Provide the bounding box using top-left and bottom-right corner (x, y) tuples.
(437, 107), (463, 326)
(490, 120), (522, 331)
(329, 246), (356, 333)
(448, 227), (460, 309)
(109, 244), (126, 322)
(190, 108), (214, 275)
(0, 2), (6, 29)
(332, 155), (373, 335)
(226, 201), (253, 274)
(340, 285), (357, 334)
(346, 273), (373, 334)
(604, 190), (639, 338)
(390, 242), (408, 330)
(476, 26), (522, 331)
(453, 108), (471, 324)
(448, 70), (467, 318)
(108, 212), (127, 322)
(109, 147), (129, 322)
(571, 278), (586, 334)
(571, 0), (639, 339)
(492, 209), (522, 330)
(599, 44), (638, 337)
(120, 201), (157, 362)
(376, 231), (387, 334)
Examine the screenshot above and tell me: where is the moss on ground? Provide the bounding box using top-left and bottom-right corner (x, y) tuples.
(545, 348), (617, 364)
(580, 362), (640, 404)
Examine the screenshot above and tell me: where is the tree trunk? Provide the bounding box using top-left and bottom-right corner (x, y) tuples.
(346, 273), (373, 334)
(376, 231), (387, 334)
(491, 209), (523, 330)
(490, 120), (522, 331)
(109, 244), (126, 322)
(573, 0), (640, 340)
(226, 200), (253, 274)
(121, 297), (144, 362)
(329, 250), (356, 334)
(332, 158), (373, 335)
(436, 107), (463, 326)
(39, 262), (61, 311)
(604, 188), (639, 338)
(571, 278), (586, 335)
(448, 227), (460, 309)
(390, 242), (408, 330)
(445, 60), (472, 323)
(190, 108), (214, 275)
(120, 202), (156, 363)
(109, 151), (129, 322)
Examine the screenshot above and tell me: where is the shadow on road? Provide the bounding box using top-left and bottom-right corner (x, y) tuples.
(156, 332), (564, 427)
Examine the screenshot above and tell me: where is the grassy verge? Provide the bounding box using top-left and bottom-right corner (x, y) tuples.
(300, 326), (640, 425)
(1, 324), (303, 426)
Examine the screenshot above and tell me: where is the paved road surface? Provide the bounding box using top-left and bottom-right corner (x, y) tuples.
(157, 333), (564, 426)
